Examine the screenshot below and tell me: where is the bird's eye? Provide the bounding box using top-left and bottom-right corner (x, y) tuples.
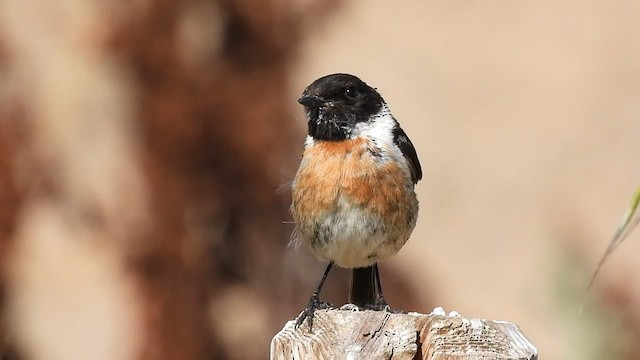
(344, 87), (359, 98)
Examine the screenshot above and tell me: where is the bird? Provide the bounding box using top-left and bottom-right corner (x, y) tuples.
(291, 73), (422, 329)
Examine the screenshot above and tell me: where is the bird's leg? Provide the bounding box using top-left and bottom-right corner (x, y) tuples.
(295, 262), (334, 330)
(368, 263), (391, 311)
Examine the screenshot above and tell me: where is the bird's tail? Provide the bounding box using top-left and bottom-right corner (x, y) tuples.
(349, 265), (376, 307)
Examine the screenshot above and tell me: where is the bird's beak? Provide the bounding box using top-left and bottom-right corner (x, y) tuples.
(298, 95), (326, 108)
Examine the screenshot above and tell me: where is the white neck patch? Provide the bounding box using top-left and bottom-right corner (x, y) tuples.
(351, 103), (396, 147)
(304, 135), (314, 148)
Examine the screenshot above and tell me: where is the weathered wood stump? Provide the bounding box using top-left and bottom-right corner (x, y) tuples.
(271, 307), (538, 360)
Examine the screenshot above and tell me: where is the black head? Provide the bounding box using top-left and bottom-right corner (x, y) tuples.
(298, 73), (385, 141)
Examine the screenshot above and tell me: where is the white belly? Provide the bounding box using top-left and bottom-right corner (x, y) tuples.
(304, 196), (411, 268)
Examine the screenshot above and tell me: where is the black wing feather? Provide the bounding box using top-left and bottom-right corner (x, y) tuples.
(393, 125), (422, 184)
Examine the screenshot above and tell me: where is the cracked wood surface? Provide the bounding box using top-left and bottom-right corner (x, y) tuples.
(270, 309), (538, 360)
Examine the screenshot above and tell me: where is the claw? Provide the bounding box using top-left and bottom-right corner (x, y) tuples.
(295, 294), (332, 331)
(364, 293), (391, 312)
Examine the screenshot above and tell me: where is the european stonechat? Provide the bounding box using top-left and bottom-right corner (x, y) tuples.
(291, 73), (422, 328)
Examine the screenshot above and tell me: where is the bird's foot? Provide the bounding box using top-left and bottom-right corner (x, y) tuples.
(364, 294), (392, 312)
(295, 293), (332, 331)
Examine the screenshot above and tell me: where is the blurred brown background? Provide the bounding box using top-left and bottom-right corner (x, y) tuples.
(1, 0), (640, 359)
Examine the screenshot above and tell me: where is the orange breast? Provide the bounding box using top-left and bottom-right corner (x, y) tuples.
(292, 137), (411, 221)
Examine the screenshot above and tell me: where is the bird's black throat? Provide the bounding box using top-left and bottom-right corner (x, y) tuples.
(307, 113), (350, 141)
